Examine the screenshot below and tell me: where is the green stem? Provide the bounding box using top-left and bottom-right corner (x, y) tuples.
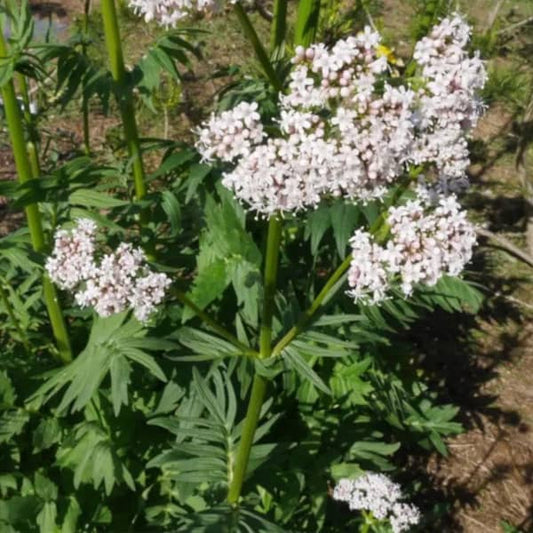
(271, 253), (351, 357)
(0, 31), (72, 364)
(17, 74), (33, 126)
(271, 182), (409, 358)
(0, 279), (31, 352)
(27, 141), (41, 179)
(171, 287), (258, 356)
(270, 0), (288, 51)
(294, 0), (321, 46)
(227, 373), (267, 505)
(82, 0), (92, 155)
(233, 3), (282, 92)
(100, 0), (147, 206)
(227, 216), (283, 505)
(259, 216), (283, 358)
(17, 75), (42, 179)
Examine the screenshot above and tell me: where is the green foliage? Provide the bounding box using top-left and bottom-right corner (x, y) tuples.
(409, 0), (449, 41)
(30, 313), (169, 416)
(0, 2), (492, 531)
(135, 29), (202, 111)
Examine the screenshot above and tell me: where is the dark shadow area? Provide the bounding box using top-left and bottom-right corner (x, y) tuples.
(29, 2), (68, 19)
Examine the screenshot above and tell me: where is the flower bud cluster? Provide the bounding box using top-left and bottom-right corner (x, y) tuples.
(196, 15), (485, 215)
(412, 14), (487, 191)
(347, 190), (476, 303)
(46, 220), (171, 322)
(333, 473), (421, 533)
(128, 0), (240, 27)
(195, 102), (264, 162)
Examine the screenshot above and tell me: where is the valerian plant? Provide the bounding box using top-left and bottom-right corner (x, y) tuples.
(0, 0), (486, 531)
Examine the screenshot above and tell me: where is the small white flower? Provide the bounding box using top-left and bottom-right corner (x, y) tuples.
(194, 16), (485, 216)
(47, 220), (171, 322)
(333, 473), (421, 533)
(347, 191), (476, 303)
(128, 0), (243, 27)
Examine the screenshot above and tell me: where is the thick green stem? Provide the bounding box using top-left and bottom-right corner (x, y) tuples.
(27, 141), (41, 179)
(233, 3), (282, 92)
(171, 287), (258, 357)
(100, 0), (147, 205)
(271, 253), (351, 357)
(82, 0), (92, 155)
(0, 31), (72, 364)
(294, 0), (321, 47)
(227, 373), (267, 505)
(227, 216), (283, 505)
(259, 216), (283, 358)
(271, 184), (407, 358)
(270, 0), (288, 50)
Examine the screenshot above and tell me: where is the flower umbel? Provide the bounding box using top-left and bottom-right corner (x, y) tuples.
(195, 15), (485, 216)
(128, 0), (242, 27)
(333, 473), (421, 532)
(46, 220), (171, 322)
(347, 189), (476, 304)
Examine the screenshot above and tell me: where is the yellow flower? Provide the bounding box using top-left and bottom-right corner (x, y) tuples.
(377, 44), (396, 64)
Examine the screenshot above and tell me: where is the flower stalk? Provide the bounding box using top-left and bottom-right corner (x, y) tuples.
(100, 0), (147, 208)
(82, 0), (92, 155)
(228, 216), (283, 505)
(0, 30), (72, 364)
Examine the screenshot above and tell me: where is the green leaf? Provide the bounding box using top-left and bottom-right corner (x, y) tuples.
(161, 190), (182, 235)
(30, 315), (166, 415)
(33, 418), (61, 453)
(34, 473), (57, 502)
(69, 189), (129, 209)
(109, 355), (132, 416)
(330, 463), (364, 481)
(330, 202), (360, 258)
(182, 258), (228, 322)
(60, 498), (81, 533)
(283, 347), (331, 395)
(305, 205), (330, 255)
(36, 502), (57, 533)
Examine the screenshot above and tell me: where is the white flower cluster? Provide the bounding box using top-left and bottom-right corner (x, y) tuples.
(347, 190), (476, 303)
(46, 220), (171, 322)
(195, 102), (264, 162)
(195, 15), (485, 216)
(128, 0), (239, 27)
(333, 473), (421, 533)
(412, 14), (487, 191)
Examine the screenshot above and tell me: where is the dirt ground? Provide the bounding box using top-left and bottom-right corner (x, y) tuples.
(1, 1), (531, 532)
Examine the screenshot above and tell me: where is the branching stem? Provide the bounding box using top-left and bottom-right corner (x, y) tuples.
(171, 287), (257, 356)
